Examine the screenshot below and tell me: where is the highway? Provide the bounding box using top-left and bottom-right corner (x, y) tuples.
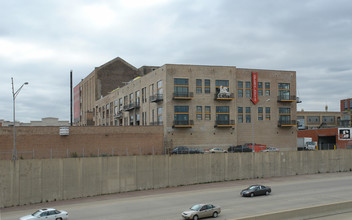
(1, 172), (352, 220)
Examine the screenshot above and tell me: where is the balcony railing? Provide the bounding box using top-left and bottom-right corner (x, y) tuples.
(124, 102), (140, 111)
(215, 120), (235, 128)
(114, 111), (123, 118)
(278, 120), (297, 127)
(214, 92), (235, 100)
(149, 121), (163, 126)
(150, 94), (163, 102)
(173, 92), (194, 100)
(173, 120), (194, 128)
(277, 95), (297, 102)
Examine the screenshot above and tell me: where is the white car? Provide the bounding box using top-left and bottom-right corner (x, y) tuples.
(182, 204), (221, 220)
(20, 208), (68, 220)
(208, 148), (227, 153)
(261, 147), (279, 152)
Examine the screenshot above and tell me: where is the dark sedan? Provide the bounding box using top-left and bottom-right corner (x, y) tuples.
(228, 145), (252, 153)
(240, 185), (271, 197)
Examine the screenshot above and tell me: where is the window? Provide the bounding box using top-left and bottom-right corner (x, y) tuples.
(151, 109), (155, 124)
(174, 78), (189, 97)
(322, 116), (335, 124)
(245, 107), (251, 123)
(196, 106), (202, 120)
(205, 106), (211, 120)
(142, 112), (147, 126)
(142, 87), (146, 103)
(135, 90), (140, 106)
(258, 107), (263, 120)
(196, 79), (202, 94)
(215, 80), (229, 94)
(245, 81), (251, 98)
(204, 79), (210, 93)
(157, 80), (163, 95)
(307, 116), (320, 124)
(136, 113), (140, 125)
(119, 98), (123, 111)
(216, 106), (229, 125)
(238, 81), (243, 98)
(265, 107), (271, 120)
(279, 108), (291, 123)
(157, 107), (163, 125)
(265, 82), (270, 96)
(129, 93), (134, 105)
(130, 115), (134, 126)
(258, 82), (263, 96)
(174, 106), (189, 125)
(238, 107), (243, 123)
(278, 83), (290, 100)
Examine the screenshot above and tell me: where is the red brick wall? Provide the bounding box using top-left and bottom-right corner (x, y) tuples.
(0, 126), (164, 159)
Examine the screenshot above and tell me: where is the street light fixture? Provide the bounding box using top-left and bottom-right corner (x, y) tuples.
(12, 77), (29, 161)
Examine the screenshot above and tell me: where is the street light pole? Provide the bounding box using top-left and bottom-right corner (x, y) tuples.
(12, 77), (28, 161)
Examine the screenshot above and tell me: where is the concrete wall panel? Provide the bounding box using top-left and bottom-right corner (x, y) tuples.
(136, 156), (154, 190)
(101, 157), (119, 194)
(196, 154), (212, 183)
(82, 158), (102, 196)
(19, 160), (42, 205)
(62, 158), (82, 200)
(152, 155), (169, 188)
(1, 151), (352, 208)
(42, 159), (63, 202)
(119, 156), (137, 192)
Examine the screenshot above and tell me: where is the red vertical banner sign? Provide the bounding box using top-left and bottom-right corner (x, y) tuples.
(251, 72), (259, 104)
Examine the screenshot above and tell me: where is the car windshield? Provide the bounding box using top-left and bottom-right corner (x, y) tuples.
(190, 204), (202, 211)
(32, 210), (42, 217)
(248, 185), (257, 190)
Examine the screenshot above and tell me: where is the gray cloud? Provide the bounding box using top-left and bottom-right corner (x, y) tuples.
(1, 0), (352, 122)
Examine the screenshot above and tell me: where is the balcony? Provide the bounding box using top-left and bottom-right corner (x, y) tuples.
(277, 95), (297, 102)
(173, 92), (194, 100)
(115, 111), (123, 118)
(215, 120), (235, 128)
(123, 103), (137, 111)
(214, 92), (235, 101)
(278, 120), (297, 127)
(150, 94), (163, 102)
(173, 120), (194, 128)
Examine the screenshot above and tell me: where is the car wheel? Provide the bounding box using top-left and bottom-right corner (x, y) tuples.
(55, 218), (62, 220)
(213, 211), (218, 218)
(250, 193), (254, 197)
(266, 191), (270, 195)
(193, 215), (199, 220)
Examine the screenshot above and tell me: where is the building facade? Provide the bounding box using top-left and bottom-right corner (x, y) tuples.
(74, 57), (152, 126)
(340, 98), (352, 127)
(296, 111), (342, 130)
(90, 63), (297, 152)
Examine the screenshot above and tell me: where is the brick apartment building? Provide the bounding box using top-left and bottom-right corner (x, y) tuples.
(74, 58), (298, 152)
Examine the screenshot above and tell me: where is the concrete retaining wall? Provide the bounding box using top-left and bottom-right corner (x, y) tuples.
(1, 150), (352, 208)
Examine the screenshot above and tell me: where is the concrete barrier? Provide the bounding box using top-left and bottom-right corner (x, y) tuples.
(235, 200), (352, 220)
(1, 150), (352, 208)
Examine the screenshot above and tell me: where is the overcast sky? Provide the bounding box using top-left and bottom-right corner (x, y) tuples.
(1, 0), (351, 123)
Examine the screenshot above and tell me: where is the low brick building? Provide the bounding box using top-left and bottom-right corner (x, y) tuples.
(0, 126), (163, 160)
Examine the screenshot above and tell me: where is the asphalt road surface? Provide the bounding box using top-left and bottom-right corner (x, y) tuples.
(1, 172), (352, 220)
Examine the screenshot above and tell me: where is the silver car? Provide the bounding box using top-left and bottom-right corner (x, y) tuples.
(20, 208), (68, 220)
(182, 203), (221, 220)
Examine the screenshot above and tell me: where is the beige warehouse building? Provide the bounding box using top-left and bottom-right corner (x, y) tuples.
(75, 58), (298, 152)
